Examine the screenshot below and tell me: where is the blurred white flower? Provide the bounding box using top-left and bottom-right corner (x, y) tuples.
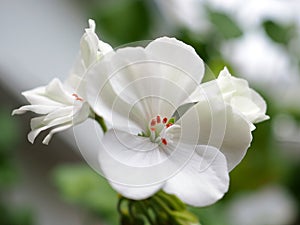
(226, 185), (297, 225)
(154, 0), (209, 33)
(12, 19), (112, 144)
(273, 114), (300, 161)
(86, 37), (253, 206)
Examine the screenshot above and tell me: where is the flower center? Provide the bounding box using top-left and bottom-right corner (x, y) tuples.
(147, 115), (174, 146)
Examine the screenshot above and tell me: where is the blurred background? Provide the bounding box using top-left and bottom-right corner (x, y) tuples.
(1, 0), (300, 224)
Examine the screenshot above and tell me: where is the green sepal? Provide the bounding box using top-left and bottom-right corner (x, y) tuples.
(170, 210), (201, 225)
(168, 117), (175, 124)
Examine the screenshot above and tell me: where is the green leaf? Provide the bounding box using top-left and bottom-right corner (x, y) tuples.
(263, 20), (295, 45)
(208, 10), (243, 39)
(52, 164), (118, 225)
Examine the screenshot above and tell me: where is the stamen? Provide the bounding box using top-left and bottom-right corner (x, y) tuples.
(72, 93), (83, 101)
(161, 138), (167, 145)
(150, 128), (156, 141)
(156, 115), (161, 123)
(166, 122), (173, 128)
(162, 117), (168, 124)
(146, 116), (177, 145)
(151, 119), (156, 127)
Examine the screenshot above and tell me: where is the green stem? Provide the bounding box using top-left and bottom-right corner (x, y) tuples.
(157, 191), (185, 211)
(152, 195), (172, 215)
(94, 114), (107, 133)
(128, 201), (135, 219)
(137, 201), (156, 225)
(117, 196), (126, 215)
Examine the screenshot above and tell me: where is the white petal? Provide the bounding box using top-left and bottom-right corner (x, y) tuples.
(87, 38), (204, 130)
(12, 105), (58, 115)
(109, 182), (163, 201)
(30, 116), (47, 130)
(21, 86), (47, 105)
(219, 107), (253, 171)
(43, 106), (74, 122)
(27, 122), (48, 144)
(178, 84), (227, 146)
(98, 39), (113, 56)
(218, 67), (249, 97)
(80, 19), (113, 68)
(80, 28), (99, 68)
(231, 96), (261, 122)
(66, 57), (85, 84)
(98, 129), (206, 200)
(250, 89), (270, 123)
(64, 73), (86, 99)
(163, 145), (229, 207)
(21, 86), (65, 107)
(88, 19), (96, 32)
(179, 93), (252, 171)
(45, 78), (74, 104)
(27, 113), (74, 143)
(73, 101), (90, 124)
(98, 129), (167, 199)
(42, 123), (73, 145)
(145, 37), (204, 84)
(105, 46), (199, 119)
(217, 67), (269, 124)
(86, 58), (144, 133)
(22, 78), (73, 106)
(80, 19), (99, 68)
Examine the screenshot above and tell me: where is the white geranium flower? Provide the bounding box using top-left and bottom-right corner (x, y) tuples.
(86, 37), (253, 206)
(217, 67), (269, 125)
(12, 79), (90, 144)
(12, 19), (112, 144)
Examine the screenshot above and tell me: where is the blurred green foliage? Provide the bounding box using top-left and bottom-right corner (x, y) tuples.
(263, 20), (295, 46)
(0, 110), (19, 186)
(52, 164), (118, 225)
(176, 10), (241, 77)
(0, 109), (34, 225)
(0, 205), (33, 225)
(208, 10), (243, 40)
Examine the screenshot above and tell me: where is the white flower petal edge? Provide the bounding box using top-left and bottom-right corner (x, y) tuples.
(12, 19), (112, 144)
(217, 67), (269, 126)
(163, 145), (229, 207)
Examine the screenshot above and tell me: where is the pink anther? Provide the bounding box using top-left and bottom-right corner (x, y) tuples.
(72, 93), (83, 101)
